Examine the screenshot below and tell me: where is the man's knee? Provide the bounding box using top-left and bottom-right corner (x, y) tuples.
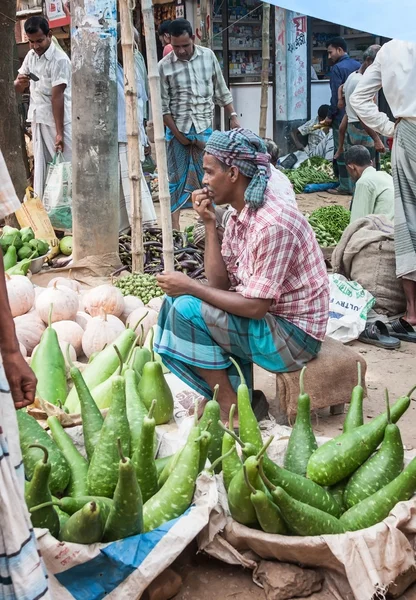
(169, 295), (201, 319)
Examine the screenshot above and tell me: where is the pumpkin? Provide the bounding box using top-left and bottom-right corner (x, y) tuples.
(120, 295), (144, 323)
(83, 285), (124, 318)
(81, 311), (125, 358)
(5, 274), (35, 317)
(34, 286), (46, 300)
(14, 312), (46, 354)
(52, 320), (84, 357)
(146, 296), (164, 314)
(75, 311), (92, 331)
(35, 283), (79, 324)
(19, 343), (27, 358)
(126, 307), (158, 341)
(47, 272), (82, 293)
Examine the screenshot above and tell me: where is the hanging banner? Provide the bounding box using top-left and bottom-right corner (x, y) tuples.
(263, 0), (416, 43)
(275, 8), (308, 123)
(45, 0), (70, 28)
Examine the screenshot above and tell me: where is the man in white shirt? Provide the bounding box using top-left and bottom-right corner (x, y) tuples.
(351, 40), (416, 327)
(292, 104), (333, 160)
(14, 16), (71, 199)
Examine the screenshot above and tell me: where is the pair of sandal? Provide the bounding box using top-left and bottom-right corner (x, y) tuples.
(359, 318), (416, 350)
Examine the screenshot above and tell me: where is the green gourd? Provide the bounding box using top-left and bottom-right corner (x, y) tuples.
(66, 347), (104, 462)
(17, 409), (70, 495)
(137, 330), (173, 425)
(155, 455), (174, 477)
(30, 305), (67, 406)
(199, 385), (224, 473)
(198, 427), (212, 473)
(243, 465), (287, 535)
(47, 416), (89, 497)
(103, 440), (143, 542)
(130, 345), (152, 377)
(158, 448), (182, 488)
(32, 496), (113, 523)
(344, 390), (404, 509)
(284, 367), (318, 476)
(125, 367), (148, 454)
(221, 405), (242, 492)
(65, 328), (136, 413)
(227, 439), (274, 527)
(59, 501), (104, 544)
(3, 244), (17, 270)
(307, 390), (413, 486)
(87, 376), (131, 498)
(341, 456), (416, 532)
(343, 362), (364, 433)
(25, 444), (60, 538)
(143, 411), (201, 532)
(132, 400), (159, 503)
(267, 486), (346, 536)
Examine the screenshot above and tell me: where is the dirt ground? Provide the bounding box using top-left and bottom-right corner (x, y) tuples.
(153, 192), (416, 600)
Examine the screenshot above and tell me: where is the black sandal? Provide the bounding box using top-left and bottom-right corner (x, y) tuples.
(358, 321), (401, 350)
(386, 318), (416, 343)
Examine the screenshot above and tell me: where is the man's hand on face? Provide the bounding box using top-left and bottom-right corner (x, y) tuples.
(15, 74), (30, 93)
(55, 134), (64, 152)
(2, 350), (37, 410)
(156, 271), (195, 297)
(192, 188), (216, 224)
(322, 117), (332, 127)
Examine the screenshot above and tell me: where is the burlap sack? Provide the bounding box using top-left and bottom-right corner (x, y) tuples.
(331, 215), (405, 317)
(199, 428), (416, 600)
(275, 337), (367, 418)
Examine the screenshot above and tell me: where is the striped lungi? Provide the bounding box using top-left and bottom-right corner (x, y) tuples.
(0, 364), (50, 600)
(346, 121), (375, 159)
(154, 295), (321, 399)
(118, 143), (156, 227)
(393, 119), (416, 280)
(166, 126), (212, 214)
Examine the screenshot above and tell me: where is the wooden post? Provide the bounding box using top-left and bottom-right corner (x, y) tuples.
(141, 0), (174, 272)
(119, 0), (144, 272)
(259, 3), (270, 139)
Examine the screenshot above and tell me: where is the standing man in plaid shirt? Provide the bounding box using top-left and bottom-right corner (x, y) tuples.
(154, 129), (329, 420)
(159, 19), (240, 231)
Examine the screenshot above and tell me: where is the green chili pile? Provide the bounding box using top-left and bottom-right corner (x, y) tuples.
(307, 205), (351, 245)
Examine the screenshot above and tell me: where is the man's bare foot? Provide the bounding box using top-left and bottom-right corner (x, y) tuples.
(189, 398), (208, 419)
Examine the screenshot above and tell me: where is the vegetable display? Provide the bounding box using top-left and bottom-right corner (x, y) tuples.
(307, 205), (351, 245)
(283, 160), (336, 194)
(0, 226), (49, 271)
(118, 228), (205, 279)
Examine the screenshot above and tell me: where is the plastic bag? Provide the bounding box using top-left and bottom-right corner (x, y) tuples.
(43, 152), (72, 230)
(15, 187), (60, 257)
(326, 273), (375, 343)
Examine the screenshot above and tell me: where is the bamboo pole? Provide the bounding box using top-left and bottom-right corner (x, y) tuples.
(141, 0), (174, 272)
(119, 0), (144, 272)
(259, 3), (270, 139)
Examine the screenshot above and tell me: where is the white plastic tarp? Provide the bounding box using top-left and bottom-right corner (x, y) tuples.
(262, 0), (416, 43)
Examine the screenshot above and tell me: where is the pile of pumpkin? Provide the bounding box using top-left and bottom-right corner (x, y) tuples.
(7, 275), (162, 373)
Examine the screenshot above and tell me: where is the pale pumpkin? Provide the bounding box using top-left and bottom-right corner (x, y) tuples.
(81, 312), (125, 358)
(5, 274), (35, 318)
(19, 343), (27, 358)
(52, 320), (84, 357)
(75, 311), (92, 331)
(47, 277), (81, 293)
(120, 295), (144, 323)
(35, 283), (79, 324)
(83, 284), (124, 317)
(14, 312), (46, 354)
(126, 307), (158, 341)
(146, 296), (164, 314)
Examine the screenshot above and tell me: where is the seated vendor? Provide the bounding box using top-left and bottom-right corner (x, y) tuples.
(155, 129), (329, 420)
(345, 145), (394, 223)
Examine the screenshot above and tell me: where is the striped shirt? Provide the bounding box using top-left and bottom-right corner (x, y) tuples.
(159, 45), (233, 134)
(0, 150), (21, 219)
(221, 171), (329, 341)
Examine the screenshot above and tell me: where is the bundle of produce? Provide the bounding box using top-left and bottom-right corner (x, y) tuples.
(217, 359), (416, 536)
(119, 228), (205, 279)
(0, 226), (49, 275)
(380, 153), (392, 175)
(298, 156), (335, 178)
(307, 205), (351, 245)
(283, 165), (337, 194)
(114, 273), (164, 304)
(19, 371), (225, 544)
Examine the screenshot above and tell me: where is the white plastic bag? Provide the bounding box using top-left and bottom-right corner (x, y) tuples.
(326, 274), (375, 343)
(43, 152), (72, 230)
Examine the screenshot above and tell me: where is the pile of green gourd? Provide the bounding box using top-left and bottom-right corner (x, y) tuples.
(221, 361), (416, 535)
(1, 226), (49, 275)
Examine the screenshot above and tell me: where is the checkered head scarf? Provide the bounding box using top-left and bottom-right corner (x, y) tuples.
(205, 128), (271, 210)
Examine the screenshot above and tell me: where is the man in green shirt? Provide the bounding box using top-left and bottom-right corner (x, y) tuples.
(345, 145), (394, 222)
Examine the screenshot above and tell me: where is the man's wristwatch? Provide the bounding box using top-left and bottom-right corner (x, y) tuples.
(230, 112), (238, 118)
